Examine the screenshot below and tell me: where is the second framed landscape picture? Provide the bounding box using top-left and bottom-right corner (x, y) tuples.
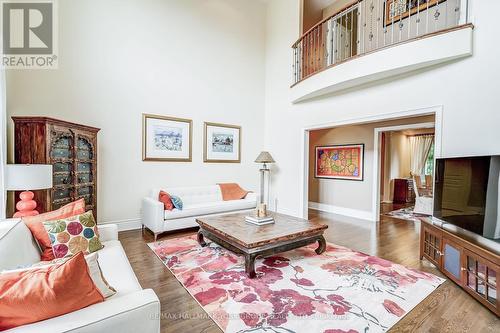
(204, 122), (241, 163)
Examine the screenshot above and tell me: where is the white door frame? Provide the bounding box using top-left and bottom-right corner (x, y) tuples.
(300, 105), (443, 220)
(372, 121), (441, 221)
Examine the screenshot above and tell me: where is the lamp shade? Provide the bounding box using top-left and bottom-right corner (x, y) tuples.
(5, 164), (53, 191)
(255, 151), (275, 164)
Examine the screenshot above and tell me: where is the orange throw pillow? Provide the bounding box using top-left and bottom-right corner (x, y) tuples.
(23, 199), (86, 261)
(159, 191), (174, 211)
(218, 183), (250, 201)
(0, 252), (104, 330)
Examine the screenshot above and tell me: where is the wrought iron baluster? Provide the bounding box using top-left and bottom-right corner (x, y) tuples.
(408, 0), (412, 40)
(445, 0), (449, 28)
(426, 0), (430, 34)
(350, 9), (353, 57)
(416, 0), (421, 37)
(391, 0), (395, 45)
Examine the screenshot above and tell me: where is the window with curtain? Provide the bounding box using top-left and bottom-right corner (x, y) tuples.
(424, 142), (435, 175)
(409, 134), (434, 176)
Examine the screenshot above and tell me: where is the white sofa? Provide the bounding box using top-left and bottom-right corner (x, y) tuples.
(142, 185), (258, 240)
(0, 219), (160, 333)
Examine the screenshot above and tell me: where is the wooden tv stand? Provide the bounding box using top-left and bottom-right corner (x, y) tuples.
(420, 218), (499, 315)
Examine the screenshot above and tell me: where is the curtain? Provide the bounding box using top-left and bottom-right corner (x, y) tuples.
(0, 69), (5, 219)
(409, 134), (434, 176)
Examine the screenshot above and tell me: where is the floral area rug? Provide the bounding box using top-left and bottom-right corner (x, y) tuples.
(383, 206), (429, 223)
(148, 235), (444, 333)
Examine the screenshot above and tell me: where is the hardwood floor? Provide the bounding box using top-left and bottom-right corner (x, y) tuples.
(119, 210), (500, 333)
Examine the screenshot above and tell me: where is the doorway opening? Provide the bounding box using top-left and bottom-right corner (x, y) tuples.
(377, 122), (436, 223)
(301, 107), (441, 222)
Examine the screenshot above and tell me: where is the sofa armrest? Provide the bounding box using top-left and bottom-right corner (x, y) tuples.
(97, 224), (118, 242)
(141, 197), (165, 234)
(245, 192), (259, 202)
(6, 289), (161, 333)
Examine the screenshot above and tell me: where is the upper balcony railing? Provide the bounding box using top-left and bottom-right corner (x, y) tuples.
(291, 0), (470, 86)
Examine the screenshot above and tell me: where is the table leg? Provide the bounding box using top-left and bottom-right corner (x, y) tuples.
(245, 254), (257, 278)
(315, 235), (326, 254)
(197, 230), (207, 247)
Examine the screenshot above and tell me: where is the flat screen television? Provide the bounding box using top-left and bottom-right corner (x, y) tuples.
(433, 155), (500, 240)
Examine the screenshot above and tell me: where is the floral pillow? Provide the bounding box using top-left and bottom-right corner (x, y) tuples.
(43, 211), (103, 259)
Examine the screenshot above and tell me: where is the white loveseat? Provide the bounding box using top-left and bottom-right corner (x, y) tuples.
(0, 219), (160, 333)
(142, 185), (258, 240)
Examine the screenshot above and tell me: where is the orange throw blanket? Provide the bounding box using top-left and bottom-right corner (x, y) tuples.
(218, 183), (250, 201)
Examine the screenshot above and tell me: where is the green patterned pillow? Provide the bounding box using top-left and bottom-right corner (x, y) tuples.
(43, 211), (103, 259)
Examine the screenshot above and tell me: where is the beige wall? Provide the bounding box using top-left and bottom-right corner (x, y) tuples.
(308, 116), (434, 212)
(302, 0), (337, 32)
(6, 0), (266, 226)
(322, 0), (354, 18)
(382, 131), (411, 202)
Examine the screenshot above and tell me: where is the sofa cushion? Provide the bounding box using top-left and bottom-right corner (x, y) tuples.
(43, 211), (103, 259)
(23, 199), (86, 261)
(164, 199), (256, 220)
(96, 240), (142, 297)
(158, 191), (174, 211)
(170, 195), (183, 210)
(5, 252), (117, 299)
(151, 185), (223, 205)
(0, 252), (104, 331)
(0, 219), (41, 271)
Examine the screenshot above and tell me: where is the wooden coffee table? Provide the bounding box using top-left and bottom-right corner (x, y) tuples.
(196, 212), (328, 278)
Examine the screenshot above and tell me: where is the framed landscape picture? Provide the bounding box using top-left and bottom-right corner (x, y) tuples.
(315, 144), (364, 181)
(142, 114), (192, 162)
(204, 122), (241, 163)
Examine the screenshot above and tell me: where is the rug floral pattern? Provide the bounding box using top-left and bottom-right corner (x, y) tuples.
(148, 236), (444, 333)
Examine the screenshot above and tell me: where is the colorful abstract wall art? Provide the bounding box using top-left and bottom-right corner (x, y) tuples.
(315, 144), (364, 180)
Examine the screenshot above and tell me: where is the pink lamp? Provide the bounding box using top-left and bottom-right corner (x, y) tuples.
(6, 164), (53, 218)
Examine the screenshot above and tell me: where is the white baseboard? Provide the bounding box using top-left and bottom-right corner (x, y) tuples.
(308, 202), (374, 221)
(100, 218), (142, 231)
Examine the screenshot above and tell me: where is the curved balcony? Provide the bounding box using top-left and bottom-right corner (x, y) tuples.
(291, 0), (473, 103)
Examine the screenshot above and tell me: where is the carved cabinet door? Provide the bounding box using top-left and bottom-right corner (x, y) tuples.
(48, 126), (75, 210)
(73, 130), (97, 219)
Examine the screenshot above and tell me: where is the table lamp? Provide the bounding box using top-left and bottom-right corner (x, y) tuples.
(255, 151), (275, 205)
(6, 164), (53, 218)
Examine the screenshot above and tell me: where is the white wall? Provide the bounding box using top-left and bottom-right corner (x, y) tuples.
(6, 0), (266, 227)
(264, 0), (500, 218)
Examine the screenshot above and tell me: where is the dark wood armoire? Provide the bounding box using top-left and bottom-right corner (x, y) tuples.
(393, 178), (415, 204)
(12, 117), (100, 220)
